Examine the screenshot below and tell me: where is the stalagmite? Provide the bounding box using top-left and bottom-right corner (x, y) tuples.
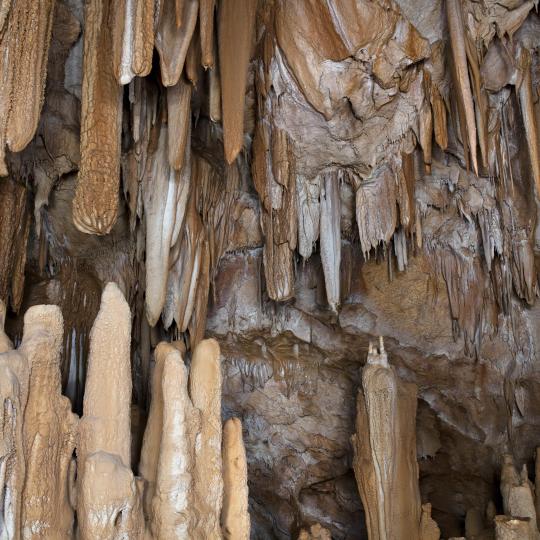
(420, 503), (441, 540)
(148, 343), (199, 539)
(352, 337), (425, 540)
(189, 338), (223, 539)
(495, 516), (533, 540)
(138, 346), (166, 520)
(0, 299), (12, 352)
(20, 306), (78, 539)
(446, 0), (479, 175)
(517, 48), (540, 197)
(77, 282), (143, 539)
(298, 524), (332, 540)
(155, 0), (198, 87)
(221, 417), (250, 540)
(0, 309), (42, 539)
(319, 173), (341, 312)
(218, 0), (256, 163)
(72, 0), (123, 235)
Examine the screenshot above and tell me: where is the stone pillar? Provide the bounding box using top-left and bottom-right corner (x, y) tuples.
(221, 417), (250, 540)
(20, 306), (78, 539)
(352, 337), (424, 540)
(77, 283), (143, 539)
(189, 338), (223, 539)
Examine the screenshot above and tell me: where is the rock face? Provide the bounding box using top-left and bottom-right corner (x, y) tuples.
(1, 0), (540, 538)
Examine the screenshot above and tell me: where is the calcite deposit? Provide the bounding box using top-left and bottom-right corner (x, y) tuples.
(0, 0), (540, 538)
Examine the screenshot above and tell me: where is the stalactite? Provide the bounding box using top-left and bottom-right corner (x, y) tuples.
(355, 164), (398, 258)
(352, 338), (430, 540)
(167, 79), (192, 171)
(221, 417), (250, 540)
(199, 0), (215, 68)
(144, 124), (183, 326)
(218, 0), (256, 163)
(0, 0), (56, 175)
(155, 0), (198, 87)
(0, 178), (30, 313)
(319, 172), (341, 312)
(20, 306), (78, 539)
(446, 0), (479, 175)
(189, 338), (223, 539)
(113, 0), (154, 85)
(517, 48), (540, 197)
(77, 282), (143, 538)
(72, 0), (123, 235)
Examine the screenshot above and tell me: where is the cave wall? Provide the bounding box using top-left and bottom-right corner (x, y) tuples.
(0, 0), (540, 538)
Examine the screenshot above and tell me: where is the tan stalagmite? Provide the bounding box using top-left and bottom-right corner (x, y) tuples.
(149, 343), (200, 539)
(0, 307), (42, 538)
(446, 0), (478, 175)
(494, 516), (534, 540)
(72, 0), (123, 235)
(352, 337), (425, 540)
(78, 451), (144, 540)
(218, 0), (257, 163)
(420, 503), (441, 540)
(297, 524), (332, 540)
(189, 338), (223, 539)
(221, 417), (250, 540)
(138, 346), (167, 520)
(20, 305), (78, 539)
(77, 282), (143, 539)
(0, 299), (12, 352)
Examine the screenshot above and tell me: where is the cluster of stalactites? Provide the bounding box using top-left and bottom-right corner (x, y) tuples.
(351, 337), (441, 540)
(0, 283), (250, 539)
(72, 0), (255, 236)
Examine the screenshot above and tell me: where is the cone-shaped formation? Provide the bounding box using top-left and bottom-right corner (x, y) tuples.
(221, 417), (250, 540)
(77, 282), (143, 539)
(20, 306), (78, 539)
(0, 304), (78, 539)
(352, 338), (438, 540)
(218, 0), (256, 163)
